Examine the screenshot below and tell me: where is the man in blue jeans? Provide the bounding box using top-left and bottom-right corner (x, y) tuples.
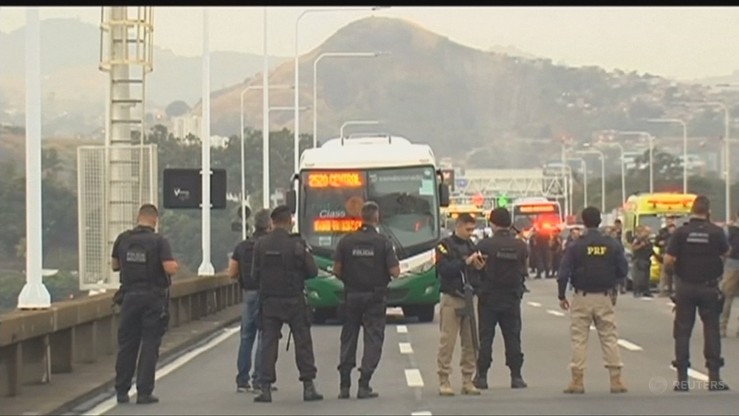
(229, 208), (273, 392)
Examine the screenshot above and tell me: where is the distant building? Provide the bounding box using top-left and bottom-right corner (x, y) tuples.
(172, 114), (201, 139)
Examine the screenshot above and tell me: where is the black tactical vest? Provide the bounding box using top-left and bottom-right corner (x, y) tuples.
(676, 220), (724, 282)
(341, 226), (390, 293)
(118, 226), (166, 289)
(571, 230), (618, 292)
(258, 231), (304, 298)
(480, 232), (523, 292)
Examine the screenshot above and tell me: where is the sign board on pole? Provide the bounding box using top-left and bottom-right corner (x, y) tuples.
(163, 168), (227, 209)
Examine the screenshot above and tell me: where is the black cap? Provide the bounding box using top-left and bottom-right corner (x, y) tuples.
(270, 205), (292, 221)
(489, 207), (512, 227)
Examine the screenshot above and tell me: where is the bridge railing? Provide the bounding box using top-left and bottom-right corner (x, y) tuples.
(0, 274), (241, 397)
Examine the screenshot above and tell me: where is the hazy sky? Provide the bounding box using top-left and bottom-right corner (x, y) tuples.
(1, 6), (738, 81)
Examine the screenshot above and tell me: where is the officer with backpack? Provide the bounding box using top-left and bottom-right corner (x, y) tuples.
(228, 208), (272, 393)
(472, 207), (529, 390)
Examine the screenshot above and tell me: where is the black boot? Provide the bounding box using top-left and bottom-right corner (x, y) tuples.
(357, 371), (379, 399)
(708, 369), (730, 392)
(254, 383), (272, 403)
(136, 394), (159, 405)
(303, 380), (324, 401)
(510, 366), (528, 389)
(673, 367), (689, 392)
(473, 368), (488, 390)
(339, 371), (351, 399)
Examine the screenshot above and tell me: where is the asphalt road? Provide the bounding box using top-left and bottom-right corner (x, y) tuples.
(97, 278), (739, 415)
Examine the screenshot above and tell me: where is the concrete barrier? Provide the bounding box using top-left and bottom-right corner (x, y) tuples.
(0, 274), (241, 398)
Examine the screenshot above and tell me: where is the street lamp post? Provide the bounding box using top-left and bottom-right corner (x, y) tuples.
(575, 149), (606, 212)
(294, 7), (384, 174)
(313, 51), (383, 147)
(239, 84), (292, 239)
(646, 118), (688, 193)
(685, 101), (731, 223)
(567, 157), (587, 211)
(18, 7), (51, 309)
(594, 140), (626, 205)
(340, 120), (381, 138)
(613, 130), (655, 194)
(264, 105), (310, 208)
(198, 8), (215, 276)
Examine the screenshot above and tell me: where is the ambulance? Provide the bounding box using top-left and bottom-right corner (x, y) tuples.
(620, 192), (697, 286)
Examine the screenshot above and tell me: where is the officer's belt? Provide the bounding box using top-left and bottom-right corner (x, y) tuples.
(126, 285), (168, 295)
(573, 288), (610, 296)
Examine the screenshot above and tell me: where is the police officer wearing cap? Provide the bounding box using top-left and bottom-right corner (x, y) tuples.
(252, 205), (323, 403)
(663, 195), (730, 392)
(333, 201), (400, 400)
(112, 204), (179, 405)
(558, 206), (628, 395)
(473, 207), (529, 390)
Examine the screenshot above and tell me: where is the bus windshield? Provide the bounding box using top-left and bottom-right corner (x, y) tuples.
(299, 166), (440, 258)
(638, 214), (691, 236)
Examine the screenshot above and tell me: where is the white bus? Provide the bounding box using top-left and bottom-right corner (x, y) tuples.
(285, 134), (450, 323)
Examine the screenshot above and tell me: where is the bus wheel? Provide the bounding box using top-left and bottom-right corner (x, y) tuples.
(403, 305), (436, 323)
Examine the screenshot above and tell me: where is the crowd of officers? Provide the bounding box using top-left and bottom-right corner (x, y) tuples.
(109, 194), (739, 404)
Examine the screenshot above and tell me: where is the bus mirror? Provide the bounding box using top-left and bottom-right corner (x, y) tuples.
(286, 190), (297, 214)
(439, 183), (450, 207)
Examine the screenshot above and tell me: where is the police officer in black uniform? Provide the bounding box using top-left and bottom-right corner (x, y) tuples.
(663, 196), (730, 392)
(333, 201), (400, 400)
(252, 205), (323, 403)
(112, 204), (178, 405)
(473, 208), (529, 390)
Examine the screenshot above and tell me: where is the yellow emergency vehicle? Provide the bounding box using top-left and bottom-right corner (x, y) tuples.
(441, 203), (489, 240)
(620, 192), (697, 285)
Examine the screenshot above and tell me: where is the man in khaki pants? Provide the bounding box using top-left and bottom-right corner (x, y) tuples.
(557, 207), (629, 394)
(435, 213), (485, 396)
(720, 211), (739, 337)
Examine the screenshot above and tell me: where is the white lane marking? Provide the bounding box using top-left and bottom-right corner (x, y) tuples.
(405, 369), (425, 387)
(527, 301), (542, 307)
(669, 365), (709, 382)
(667, 302), (675, 307)
(640, 297), (653, 301)
(546, 309), (565, 317)
(411, 412), (432, 416)
(399, 342), (414, 354)
(397, 325), (408, 334)
(589, 325), (596, 331)
(617, 339), (643, 351)
(83, 327), (240, 416)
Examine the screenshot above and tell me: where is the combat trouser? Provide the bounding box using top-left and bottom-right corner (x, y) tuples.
(568, 290), (623, 372)
(672, 280), (724, 372)
(115, 289), (167, 397)
(476, 296), (523, 375)
(437, 294), (476, 379)
(338, 290), (387, 384)
(260, 296), (318, 384)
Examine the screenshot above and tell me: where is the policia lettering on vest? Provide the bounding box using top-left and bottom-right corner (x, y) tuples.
(472, 207), (529, 390)
(111, 204), (179, 405)
(663, 195), (731, 392)
(557, 206), (629, 395)
(252, 205), (324, 403)
(332, 201), (400, 400)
